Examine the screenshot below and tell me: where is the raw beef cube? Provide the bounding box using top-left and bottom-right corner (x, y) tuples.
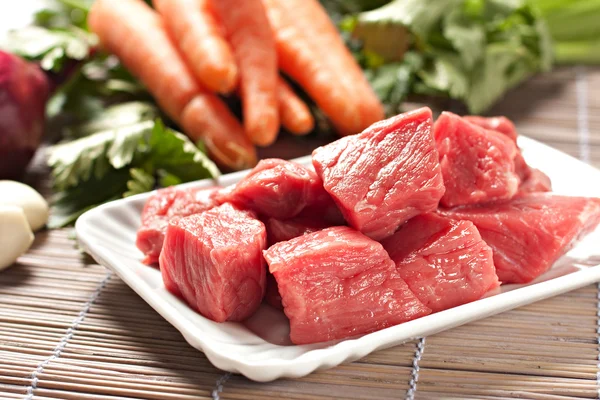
(265, 272), (283, 310)
(434, 112), (520, 207)
(463, 115), (518, 142)
(312, 107), (444, 241)
(215, 159), (327, 219)
(300, 195), (346, 226)
(514, 153), (532, 181)
(381, 213), (498, 312)
(136, 187), (219, 264)
(264, 226), (431, 344)
(439, 194), (600, 284)
(265, 215), (330, 245)
(518, 168), (552, 195)
(160, 203), (267, 322)
(464, 115), (533, 182)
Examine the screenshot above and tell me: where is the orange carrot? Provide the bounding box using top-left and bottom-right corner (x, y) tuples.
(212, 0), (279, 146)
(153, 0), (238, 94)
(181, 96), (257, 170)
(278, 77), (314, 135)
(262, 0), (384, 136)
(89, 0), (197, 121)
(88, 0), (256, 170)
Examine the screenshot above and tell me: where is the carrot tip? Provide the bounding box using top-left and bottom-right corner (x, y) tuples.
(246, 118), (280, 147)
(216, 64), (239, 94)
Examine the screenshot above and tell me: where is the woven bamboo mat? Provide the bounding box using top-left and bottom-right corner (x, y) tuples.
(1, 66), (599, 400)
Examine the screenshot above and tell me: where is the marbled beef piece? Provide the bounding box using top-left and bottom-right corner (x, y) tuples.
(464, 115), (518, 142)
(312, 107), (444, 241)
(439, 194), (600, 284)
(434, 112), (521, 207)
(215, 158), (329, 219)
(382, 213), (498, 312)
(160, 203), (267, 322)
(264, 226), (431, 344)
(465, 115), (552, 189)
(136, 186), (219, 264)
(264, 272), (283, 310)
(265, 214), (331, 245)
(517, 168), (552, 195)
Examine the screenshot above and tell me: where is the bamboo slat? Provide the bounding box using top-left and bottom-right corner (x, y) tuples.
(0, 66), (599, 399)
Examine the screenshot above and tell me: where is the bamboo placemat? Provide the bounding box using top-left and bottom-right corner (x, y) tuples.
(1, 66), (599, 400)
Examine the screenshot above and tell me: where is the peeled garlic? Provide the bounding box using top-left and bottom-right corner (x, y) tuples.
(0, 180), (49, 231)
(0, 205), (34, 270)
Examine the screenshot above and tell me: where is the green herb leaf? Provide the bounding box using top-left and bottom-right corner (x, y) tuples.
(364, 52), (423, 114)
(1, 26), (96, 72)
(356, 0), (462, 40)
(352, 0), (552, 113)
(147, 120), (221, 183)
(47, 120), (155, 191)
(125, 168), (156, 197)
(64, 101), (158, 138)
(47, 119), (219, 227)
(47, 168), (129, 229)
(442, 9), (485, 70)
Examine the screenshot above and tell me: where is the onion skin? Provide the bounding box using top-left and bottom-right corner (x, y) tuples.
(0, 51), (50, 179)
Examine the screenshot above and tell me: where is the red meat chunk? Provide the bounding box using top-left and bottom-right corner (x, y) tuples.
(265, 214), (331, 245)
(434, 112), (520, 207)
(265, 273), (283, 310)
(518, 168), (552, 195)
(160, 203), (267, 322)
(215, 159), (328, 219)
(514, 153), (532, 181)
(439, 194), (600, 284)
(264, 226), (431, 344)
(312, 107), (444, 240)
(136, 187), (219, 264)
(381, 213), (498, 312)
(463, 115), (518, 142)
(464, 115), (533, 182)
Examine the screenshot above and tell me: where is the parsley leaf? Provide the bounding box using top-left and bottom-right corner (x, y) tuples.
(351, 0), (552, 113)
(47, 118), (219, 228)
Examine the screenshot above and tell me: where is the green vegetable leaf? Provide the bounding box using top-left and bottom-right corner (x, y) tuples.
(64, 101), (158, 138)
(146, 120), (221, 183)
(442, 9), (485, 69)
(320, 0), (391, 22)
(364, 52), (423, 114)
(352, 0), (553, 113)
(125, 168), (156, 197)
(47, 55), (150, 121)
(356, 0), (462, 40)
(1, 26), (96, 72)
(34, 0), (93, 30)
(48, 168), (129, 229)
(553, 39), (600, 64)
(47, 119), (220, 227)
(48, 120), (155, 191)
(533, 0), (600, 43)
(418, 52), (470, 100)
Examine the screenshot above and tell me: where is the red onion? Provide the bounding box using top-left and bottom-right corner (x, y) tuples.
(0, 51), (50, 179)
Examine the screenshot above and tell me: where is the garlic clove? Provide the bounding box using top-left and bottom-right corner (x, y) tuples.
(0, 180), (49, 231)
(0, 205), (34, 270)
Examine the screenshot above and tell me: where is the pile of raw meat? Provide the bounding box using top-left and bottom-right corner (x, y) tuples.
(136, 107), (600, 345)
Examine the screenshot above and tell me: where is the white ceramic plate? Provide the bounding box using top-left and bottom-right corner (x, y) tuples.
(76, 136), (600, 382)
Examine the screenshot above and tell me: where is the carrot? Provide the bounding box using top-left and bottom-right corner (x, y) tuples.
(153, 0), (238, 94)
(261, 0), (384, 136)
(278, 77), (314, 135)
(212, 0), (279, 147)
(181, 96), (257, 170)
(89, 0), (197, 121)
(88, 0), (256, 170)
